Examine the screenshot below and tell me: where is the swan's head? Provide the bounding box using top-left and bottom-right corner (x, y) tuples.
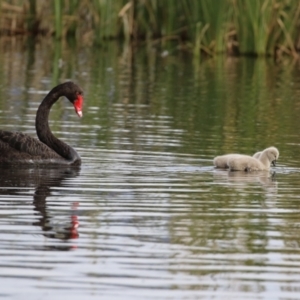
(61, 82), (84, 118)
(265, 147), (279, 167)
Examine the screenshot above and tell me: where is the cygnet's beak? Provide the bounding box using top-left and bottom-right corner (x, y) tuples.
(272, 160), (276, 167)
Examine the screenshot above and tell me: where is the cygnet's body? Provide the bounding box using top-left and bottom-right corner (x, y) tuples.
(227, 147), (279, 171)
(214, 151), (262, 169)
(213, 154), (242, 168)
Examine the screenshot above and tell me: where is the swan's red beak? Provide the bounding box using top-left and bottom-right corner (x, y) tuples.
(74, 95), (83, 117)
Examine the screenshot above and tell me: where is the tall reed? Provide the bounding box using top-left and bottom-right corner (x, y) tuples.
(181, 0), (230, 54)
(232, 0), (300, 56)
(1, 0), (300, 57)
(54, 0), (62, 39)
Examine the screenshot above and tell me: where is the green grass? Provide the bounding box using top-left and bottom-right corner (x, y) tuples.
(1, 0), (300, 57)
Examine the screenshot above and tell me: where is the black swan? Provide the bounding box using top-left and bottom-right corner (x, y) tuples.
(0, 82), (83, 165)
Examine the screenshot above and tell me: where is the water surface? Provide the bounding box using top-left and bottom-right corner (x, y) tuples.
(0, 39), (300, 299)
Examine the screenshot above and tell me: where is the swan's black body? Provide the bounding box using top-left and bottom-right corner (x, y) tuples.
(0, 82), (83, 165)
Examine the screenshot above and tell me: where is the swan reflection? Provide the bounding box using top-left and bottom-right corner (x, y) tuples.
(0, 165), (81, 249)
(213, 169), (277, 189)
(213, 169), (278, 208)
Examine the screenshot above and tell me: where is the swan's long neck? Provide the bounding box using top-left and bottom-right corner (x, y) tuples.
(258, 151), (271, 168)
(35, 91), (80, 164)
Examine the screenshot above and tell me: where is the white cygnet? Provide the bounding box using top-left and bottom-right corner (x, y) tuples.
(227, 147), (279, 171)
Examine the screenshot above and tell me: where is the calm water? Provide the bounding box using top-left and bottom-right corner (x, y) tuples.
(1, 38), (300, 299)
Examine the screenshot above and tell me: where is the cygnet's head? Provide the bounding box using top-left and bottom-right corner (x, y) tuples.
(265, 147), (279, 166)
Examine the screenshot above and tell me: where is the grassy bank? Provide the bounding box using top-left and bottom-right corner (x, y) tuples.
(1, 0), (300, 57)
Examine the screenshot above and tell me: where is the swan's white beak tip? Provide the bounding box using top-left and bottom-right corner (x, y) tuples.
(77, 110), (83, 118)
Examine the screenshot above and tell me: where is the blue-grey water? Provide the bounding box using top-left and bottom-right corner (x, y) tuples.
(0, 39), (300, 299)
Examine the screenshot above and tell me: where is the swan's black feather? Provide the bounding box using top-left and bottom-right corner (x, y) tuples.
(0, 131), (62, 162)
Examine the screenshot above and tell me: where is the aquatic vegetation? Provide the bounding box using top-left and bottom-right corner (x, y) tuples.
(1, 0), (300, 57)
